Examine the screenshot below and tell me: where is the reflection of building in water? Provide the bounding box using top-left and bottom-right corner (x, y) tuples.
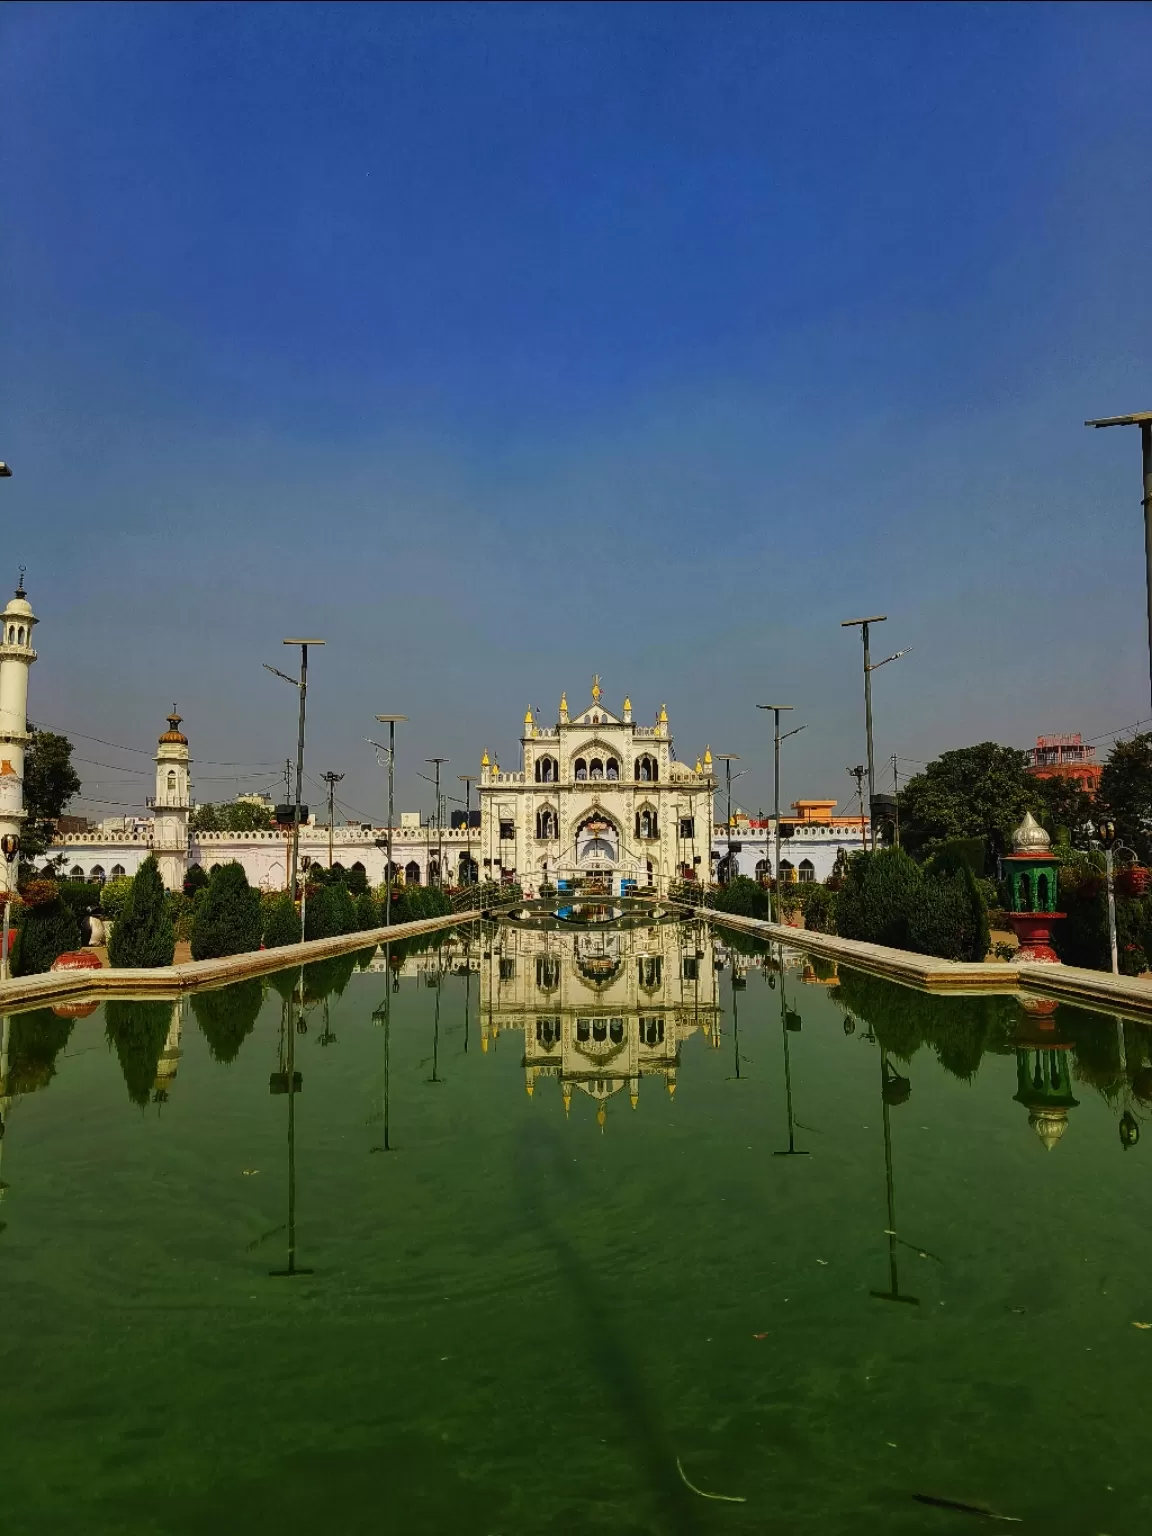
(480, 919), (721, 1123)
(1014, 997), (1079, 1150)
(153, 1001), (184, 1102)
(365, 932), (478, 981)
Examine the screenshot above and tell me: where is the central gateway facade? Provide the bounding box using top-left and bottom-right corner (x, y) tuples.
(478, 681), (716, 894)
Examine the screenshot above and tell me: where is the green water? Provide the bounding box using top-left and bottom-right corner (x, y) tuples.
(2, 917), (1151, 1534)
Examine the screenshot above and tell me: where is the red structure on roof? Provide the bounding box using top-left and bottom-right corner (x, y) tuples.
(1026, 734), (1101, 795)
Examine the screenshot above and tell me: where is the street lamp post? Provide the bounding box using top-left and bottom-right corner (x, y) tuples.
(263, 640), (325, 939)
(1097, 818), (1133, 977)
(371, 715), (407, 927)
(757, 705), (806, 924)
(0, 833), (19, 983)
(321, 770), (344, 868)
(458, 775), (478, 885)
(426, 758), (448, 887)
(715, 754), (741, 885)
(1085, 412), (1152, 707)
(841, 616), (911, 850)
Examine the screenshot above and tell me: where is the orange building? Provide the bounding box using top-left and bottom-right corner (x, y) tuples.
(1026, 734), (1101, 795)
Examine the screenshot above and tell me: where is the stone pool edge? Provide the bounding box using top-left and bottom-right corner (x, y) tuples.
(0, 910), (471, 1016)
(687, 906), (1152, 1019)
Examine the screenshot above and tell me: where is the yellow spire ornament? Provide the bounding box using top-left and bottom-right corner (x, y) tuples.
(559, 691), (569, 723)
(703, 745), (713, 768)
(481, 749), (490, 768)
(591, 675), (602, 704)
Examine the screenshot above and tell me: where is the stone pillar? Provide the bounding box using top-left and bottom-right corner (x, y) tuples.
(151, 710), (191, 892)
(0, 579), (37, 895)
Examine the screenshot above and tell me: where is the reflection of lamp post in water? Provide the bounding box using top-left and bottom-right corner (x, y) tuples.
(773, 944), (809, 1156)
(371, 943), (395, 1152)
(871, 1048), (918, 1306)
(269, 969), (312, 1278)
(427, 947), (445, 1084)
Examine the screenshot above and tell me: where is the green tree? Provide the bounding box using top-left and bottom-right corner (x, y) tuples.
(356, 890), (380, 930)
(862, 846), (922, 948)
(189, 800), (274, 833)
(183, 863), (209, 897)
(190, 862), (262, 960)
(108, 855), (175, 968)
(262, 891), (300, 948)
(303, 884), (338, 940)
(899, 742), (1040, 862)
(1033, 774), (1094, 847)
(192, 978), (264, 1063)
(99, 876), (135, 921)
(21, 726), (82, 860)
(909, 868), (988, 961)
(104, 999), (173, 1106)
(5, 1009), (75, 1093)
(13, 896), (81, 974)
(1098, 732), (1152, 863)
(330, 884), (359, 935)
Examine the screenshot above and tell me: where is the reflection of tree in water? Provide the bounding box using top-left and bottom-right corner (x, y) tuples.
(191, 979), (263, 1064)
(104, 1000), (172, 1107)
(301, 951), (359, 1003)
(832, 969), (1017, 1081)
(5, 1010), (75, 1095)
(1058, 1005), (1152, 1105)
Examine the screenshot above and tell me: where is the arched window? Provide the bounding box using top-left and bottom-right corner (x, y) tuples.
(636, 808), (658, 839)
(635, 755), (658, 783)
(17, 626), (25, 644)
(593, 1019), (607, 1041)
(91, 865), (106, 881)
(536, 807), (557, 839)
(638, 956), (662, 988)
(1037, 872), (1050, 910)
(536, 956), (560, 990)
(69, 864), (84, 879)
(798, 859), (815, 883)
(574, 758), (588, 781)
(609, 1019), (624, 1043)
(780, 859), (796, 883)
(590, 758), (604, 780)
(111, 864), (126, 877)
(1018, 872), (1032, 911)
(167, 770), (177, 793)
(535, 756), (558, 783)
(755, 858), (769, 883)
(535, 1016), (561, 1047)
(643, 1018), (665, 1046)
(405, 860), (422, 886)
(606, 758), (619, 780)
(577, 1019), (591, 1041)
(4, 627), (11, 643)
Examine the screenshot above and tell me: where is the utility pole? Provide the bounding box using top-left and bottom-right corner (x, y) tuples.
(371, 715), (407, 927)
(426, 758), (448, 887)
(459, 775), (478, 885)
(891, 753), (900, 847)
(841, 616), (910, 850)
(1085, 412), (1152, 708)
(321, 771), (344, 867)
(848, 765), (867, 849)
(715, 754), (740, 883)
(758, 706), (806, 924)
(263, 640), (325, 937)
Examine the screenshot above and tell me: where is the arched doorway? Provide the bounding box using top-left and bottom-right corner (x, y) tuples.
(404, 861), (421, 886)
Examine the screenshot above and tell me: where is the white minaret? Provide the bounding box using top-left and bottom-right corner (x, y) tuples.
(0, 574), (37, 895)
(151, 707), (191, 891)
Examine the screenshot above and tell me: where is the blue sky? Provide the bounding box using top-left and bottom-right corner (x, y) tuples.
(3, 1), (1151, 825)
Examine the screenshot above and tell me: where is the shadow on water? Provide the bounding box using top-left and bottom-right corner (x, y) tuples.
(516, 1124), (707, 1536)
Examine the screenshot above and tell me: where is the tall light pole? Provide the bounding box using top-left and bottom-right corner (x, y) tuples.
(321, 771), (344, 868)
(841, 616), (910, 849)
(1085, 412), (1152, 707)
(757, 705), (806, 923)
(371, 714), (407, 926)
(426, 758), (448, 887)
(459, 774), (478, 885)
(263, 639), (324, 936)
(715, 754), (741, 885)
(848, 765), (867, 849)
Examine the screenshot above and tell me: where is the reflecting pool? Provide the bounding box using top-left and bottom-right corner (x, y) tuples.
(2, 918), (1151, 1533)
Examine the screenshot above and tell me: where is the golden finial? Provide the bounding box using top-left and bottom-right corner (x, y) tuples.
(703, 745), (712, 767)
(658, 703), (668, 724)
(591, 675), (602, 703)
(559, 691), (569, 722)
(695, 757), (702, 774)
(481, 1034), (489, 1054)
(525, 1074), (534, 1097)
(525, 706), (533, 728)
(481, 749), (490, 768)
(623, 695), (632, 713)
(562, 1083), (572, 1117)
(493, 758), (500, 775)
(630, 1091), (639, 1110)
(596, 1101), (606, 1132)
(667, 1077), (676, 1098)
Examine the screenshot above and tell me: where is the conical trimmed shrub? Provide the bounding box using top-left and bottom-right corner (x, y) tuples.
(262, 892), (300, 948)
(108, 856), (175, 968)
(190, 863), (262, 960)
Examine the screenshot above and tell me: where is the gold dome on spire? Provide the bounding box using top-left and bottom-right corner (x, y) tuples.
(703, 745), (712, 767)
(560, 691), (569, 722)
(623, 695), (632, 713)
(481, 749), (490, 768)
(525, 706), (533, 726)
(658, 703), (668, 724)
(695, 757), (702, 774)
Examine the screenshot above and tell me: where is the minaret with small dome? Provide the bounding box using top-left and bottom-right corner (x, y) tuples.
(0, 573), (37, 896)
(151, 707), (191, 891)
(1003, 810), (1064, 963)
